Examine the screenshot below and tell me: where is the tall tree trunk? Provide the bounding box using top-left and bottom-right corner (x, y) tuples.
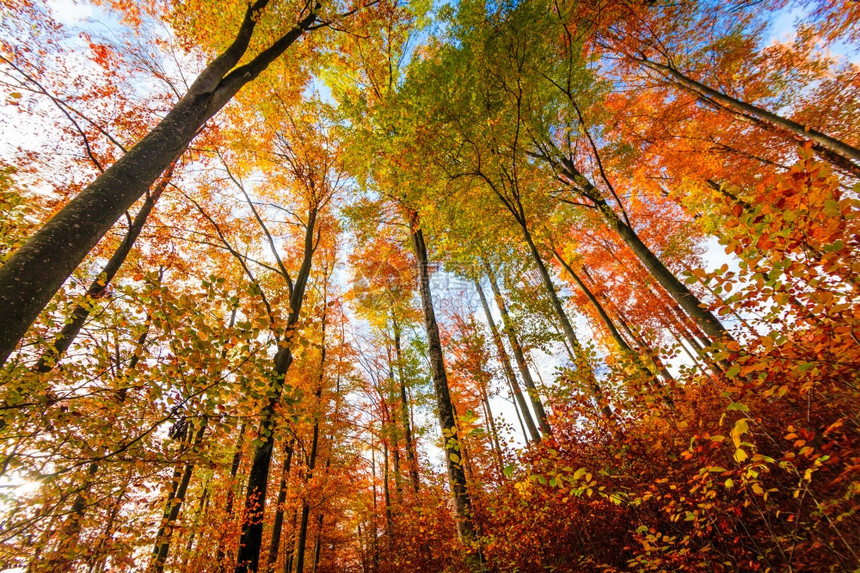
(0, 3), (320, 366)
(37, 325), (149, 571)
(635, 57), (860, 167)
(311, 513), (324, 573)
(382, 439), (392, 549)
(552, 248), (658, 384)
(410, 223), (476, 541)
(266, 440), (294, 572)
(474, 278), (539, 443)
(33, 169), (170, 372)
(236, 208), (318, 573)
(294, 295), (328, 573)
(283, 509), (298, 573)
(88, 470), (132, 573)
(478, 381), (504, 478)
(392, 319), (419, 492)
(150, 417), (208, 573)
(36, 461), (100, 572)
(294, 420), (321, 573)
(217, 422), (246, 569)
(558, 156), (733, 345)
(385, 362), (403, 503)
(484, 262), (557, 430)
(181, 475), (211, 568)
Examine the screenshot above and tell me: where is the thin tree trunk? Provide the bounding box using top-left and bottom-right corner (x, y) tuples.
(636, 57), (860, 165)
(474, 278), (539, 443)
(181, 475), (211, 568)
(410, 222), (476, 541)
(33, 167), (171, 373)
(38, 326), (149, 571)
(294, 294), (329, 573)
(382, 439), (392, 548)
(236, 208), (318, 573)
(88, 471), (132, 573)
(284, 509), (298, 573)
(266, 439), (294, 572)
(553, 248), (659, 384)
(484, 261), (558, 429)
(311, 513), (323, 573)
(0, 3), (320, 366)
(558, 156), (733, 345)
(217, 422), (246, 569)
(150, 417), (208, 573)
(479, 382), (504, 478)
(392, 319), (419, 492)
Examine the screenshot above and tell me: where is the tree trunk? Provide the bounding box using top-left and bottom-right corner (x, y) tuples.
(294, 418), (320, 573)
(34, 168), (171, 372)
(553, 248), (658, 383)
(311, 513), (323, 573)
(559, 156), (733, 345)
(294, 299), (328, 573)
(410, 223), (476, 541)
(478, 381), (504, 478)
(0, 2), (319, 366)
(284, 509), (298, 573)
(474, 278), (539, 443)
(266, 440), (294, 572)
(392, 320), (419, 492)
(217, 422), (246, 569)
(150, 417), (208, 573)
(484, 261), (557, 430)
(235, 207), (318, 573)
(382, 439), (392, 549)
(636, 57), (860, 165)
(181, 475), (211, 568)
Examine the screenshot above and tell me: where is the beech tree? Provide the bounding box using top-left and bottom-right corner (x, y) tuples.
(1, 0), (857, 571)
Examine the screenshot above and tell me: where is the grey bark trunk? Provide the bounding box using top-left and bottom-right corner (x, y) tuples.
(0, 3), (318, 366)
(559, 156), (732, 345)
(393, 321), (419, 492)
(151, 418), (207, 573)
(484, 261), (557, 430)
(265, 440), (294, 571)
(236, 208), (318, 573)
(637, 57), (860, 165)
(34, 168), (170, 372)
(474, 278), (539, 443)
(410, 224), (476, 541)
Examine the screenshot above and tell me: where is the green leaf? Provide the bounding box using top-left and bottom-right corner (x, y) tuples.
(727, 402), (749, 412)
(503, 464), (515, 478)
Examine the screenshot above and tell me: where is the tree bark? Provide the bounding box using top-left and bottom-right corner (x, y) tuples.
(294, 291), (329, 573)
(217, 422), (246, 570)
(235, 207), (318, 573)
(474, 278), (539, 443)
(265, 440), (294, 572)
(410, 223), (476, 541)
(484, 261), (557, 430)
(552, 248), (658, 384)
(558, 156), (732, 345)
(151, 417), (208, 573)
(636, 57), (860, 165)
(34, 167), (171, 372)
(311, 513), (324, 573)
(0, 2), (320, 366)
(392, 319), (419, 492)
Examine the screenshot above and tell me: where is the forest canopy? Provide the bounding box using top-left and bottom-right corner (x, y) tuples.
(0, 0), (858, 571)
